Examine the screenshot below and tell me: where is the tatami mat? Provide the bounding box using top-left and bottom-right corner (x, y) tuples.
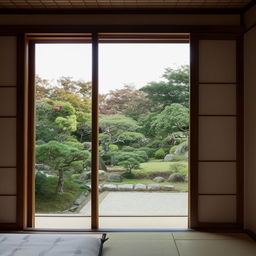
(173, 232), (252, 240)
(103, 232), (256, 256)
(176, 239), (256, 256)
(104, 233), (178, 256)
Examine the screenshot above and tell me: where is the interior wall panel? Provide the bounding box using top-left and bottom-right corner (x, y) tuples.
(198, 162), (236, 194)
(0, 88), (16, 116)
(244, 5), (256, 234)
(0, 37), (17, 86)
(191, 37), (241, 228)
(0, 168), (16, 195)
(199, 40), (236, 83)
(0, 196), (16, 223)
(198, 195), (236, 223)
(0, 36), (17, 228)
(199, 84), (236, 115)
(198, 117), (236, 160)
(0, 118), (16, 166)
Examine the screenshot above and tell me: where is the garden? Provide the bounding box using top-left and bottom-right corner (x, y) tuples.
(35, 65), (189, 213)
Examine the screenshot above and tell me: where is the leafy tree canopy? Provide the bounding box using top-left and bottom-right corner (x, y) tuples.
(36, 141), (89, 194)
(140, 65), (189, 110)
(153, 103), (189, 137)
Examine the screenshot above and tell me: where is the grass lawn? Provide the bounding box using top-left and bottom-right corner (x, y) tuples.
(36, 177), (86, 213)
(106, 159), (188, 192)
(133, 159), (188, 174)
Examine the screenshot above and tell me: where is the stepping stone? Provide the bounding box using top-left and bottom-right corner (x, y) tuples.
(102, 184), (118, 191)
(147, 184), (161, 191)
(118, 184), (134, 191)
(134, 184), (147, 191)
(161, 185), (174, 191)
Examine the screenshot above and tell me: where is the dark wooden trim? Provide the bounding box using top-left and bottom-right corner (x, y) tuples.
(91, 33), (99, 230)
(198, 160), (237, 162)
(0, 194), (16, 196)
(245, 23), (256, 34)
(189, 34), (199, 229)
(16, 34), (27, 231)
(0, 8), (243, 15)
(27, 41), (36, 228)
(236, 35), (244, 229)
(243, 0), (256, 13)
(198, 194), (236, 196)
(198, 82), (237, 84)
(0, 85), (16, 88)
(245, 229), (256, 241)
(0, 223), (19, 230)
(195, 222), (242, 228)
(198, 115), (237, 117)
(0, 25), (244, 35)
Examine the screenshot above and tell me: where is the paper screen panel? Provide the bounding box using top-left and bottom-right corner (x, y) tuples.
(199, 84), (236, 115)
(0, 196), (16, 223)
(0, 88), (16, 116)
(0, 118), (16, 166)
(0, 168), (16, 194)
(198, 195), (236, 223)
(198, 162), (236, 194)
(199, 117), (236, 160)
(0, 37), (17, 86)
(199, 40), (236, 83)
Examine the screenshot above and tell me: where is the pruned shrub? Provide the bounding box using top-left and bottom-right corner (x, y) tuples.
(136, 147), (155, 158)
(170, 162), (187, 172)
(154, 148), (165, 159)
(168, 173), (185, 182)
(122, 171), (136, 179)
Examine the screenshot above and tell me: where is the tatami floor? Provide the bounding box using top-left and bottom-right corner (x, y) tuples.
(104, 232), (256, 256)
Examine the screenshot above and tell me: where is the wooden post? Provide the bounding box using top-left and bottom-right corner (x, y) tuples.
(91, 33), (99, 229)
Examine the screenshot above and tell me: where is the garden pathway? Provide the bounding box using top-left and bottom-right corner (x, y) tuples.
(80, 192), (188, 216)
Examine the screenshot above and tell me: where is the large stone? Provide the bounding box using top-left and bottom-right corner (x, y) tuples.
(80, 171), (91, 180)
(108, 173), (123, 182)
(118, 184), (133, 191)
(160, 185), (174, 191)
(175, 141), (188, 155)
(102, 183), (118, 191)
(134, 184), (147, 191)
(153, 176), (165, 183)
(147, 184), (161, 191)
(74, 193), (88, 205)
(164, 154), (174, 162)
(99, 170), (106, 176)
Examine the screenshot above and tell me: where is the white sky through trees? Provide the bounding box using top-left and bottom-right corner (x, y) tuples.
(36, 43), (189, 94)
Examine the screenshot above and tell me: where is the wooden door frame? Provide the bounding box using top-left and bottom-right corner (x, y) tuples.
(16, 29), (243, 231)
(24, 32), (192, 230)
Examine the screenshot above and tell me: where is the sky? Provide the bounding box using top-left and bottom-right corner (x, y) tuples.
(36, 43), (189, 94)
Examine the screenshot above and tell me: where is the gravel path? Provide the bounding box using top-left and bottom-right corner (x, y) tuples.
(80, 192), (188, 216)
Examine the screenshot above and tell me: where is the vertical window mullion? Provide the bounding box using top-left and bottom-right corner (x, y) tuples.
(91, 33), (99, 230)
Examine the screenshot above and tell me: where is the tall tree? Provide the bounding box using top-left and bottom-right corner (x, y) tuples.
(99, 85), (151, 119)
(36, 141), (89, 194)
(140, 65), (189, 110)
(153, 103), (189, 138)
